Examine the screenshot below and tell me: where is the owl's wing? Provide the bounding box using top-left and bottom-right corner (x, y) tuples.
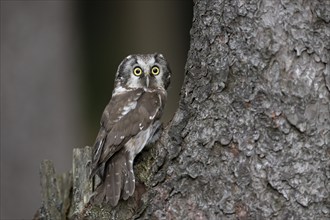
(91, 89), (143, 177)
(91, 89), (165, 178)
(100, 91), (164, 162)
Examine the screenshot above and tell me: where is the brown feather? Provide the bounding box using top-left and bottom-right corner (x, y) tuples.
(90, 89), (143, 179)
(122, 151), (135, 200)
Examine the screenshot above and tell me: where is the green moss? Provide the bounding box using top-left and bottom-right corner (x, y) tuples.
(134, 144), (158, 187)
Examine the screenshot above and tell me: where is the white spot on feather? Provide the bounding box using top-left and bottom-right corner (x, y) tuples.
(121, 101), (137, 116)
(113, 86), (129, 95)
(139, 123), (144, 130)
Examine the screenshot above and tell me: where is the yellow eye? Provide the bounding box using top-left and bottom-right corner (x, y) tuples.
(133, 67), (143, 76)
(151, 66), (160, 75)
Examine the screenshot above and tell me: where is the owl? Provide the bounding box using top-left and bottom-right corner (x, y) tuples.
(90, 53), (171, 206)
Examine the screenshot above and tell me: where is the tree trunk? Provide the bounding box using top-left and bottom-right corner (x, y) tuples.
(36, 0), (330, 219)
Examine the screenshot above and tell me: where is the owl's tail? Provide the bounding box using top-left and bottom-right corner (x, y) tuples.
(91, 149), (135, 206)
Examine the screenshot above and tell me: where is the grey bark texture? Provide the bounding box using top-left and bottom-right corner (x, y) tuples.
(36, 0), (330, 219)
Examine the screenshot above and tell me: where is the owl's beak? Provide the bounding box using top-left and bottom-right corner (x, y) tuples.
(145, 75), (150, 87)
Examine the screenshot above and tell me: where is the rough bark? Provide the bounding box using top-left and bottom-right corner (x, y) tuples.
(36, 0), (330, 219)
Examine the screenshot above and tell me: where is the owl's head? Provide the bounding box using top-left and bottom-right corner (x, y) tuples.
(115, 53), (171, 91)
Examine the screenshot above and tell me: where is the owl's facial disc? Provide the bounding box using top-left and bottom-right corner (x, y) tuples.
(115, 53), (169, 91)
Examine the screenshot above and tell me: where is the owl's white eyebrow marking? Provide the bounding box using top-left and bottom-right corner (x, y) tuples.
(136, 56), (156, 75)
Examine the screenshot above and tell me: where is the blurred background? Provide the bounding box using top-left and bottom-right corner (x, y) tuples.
(0, 1), (192, 219)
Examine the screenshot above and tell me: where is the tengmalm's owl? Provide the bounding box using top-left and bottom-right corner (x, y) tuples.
(90, 53), (171, 206)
